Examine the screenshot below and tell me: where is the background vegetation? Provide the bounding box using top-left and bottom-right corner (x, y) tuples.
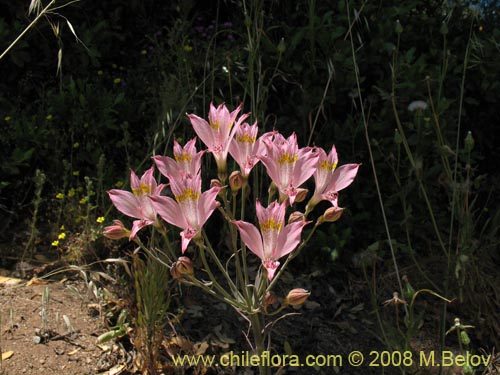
(1, 0), (499, 370)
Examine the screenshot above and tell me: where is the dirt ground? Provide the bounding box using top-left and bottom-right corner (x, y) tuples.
(0, 264), (392, 375)
(0, 262), (496, 375)
(0, 277), (126, 375)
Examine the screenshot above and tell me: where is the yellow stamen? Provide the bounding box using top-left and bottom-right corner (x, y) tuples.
(175, 189), (200, 203)
(278, 153), (298, 164)
(175, 152), (193, 162)
(320, 160), (338, 171)
(210, 120), (220, 130)
(132, 183), (152, 195)
(260, 218), (283, 231)
(236, 134), (256, 143)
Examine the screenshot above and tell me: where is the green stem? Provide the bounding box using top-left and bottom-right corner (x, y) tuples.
(345, 0), (406, 310)
(0, 0), (57, 61)
(249, 312), (269, 375)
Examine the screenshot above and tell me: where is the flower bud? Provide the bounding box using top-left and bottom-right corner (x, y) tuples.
(170, 256), (194, 280)
(395, 20), (403, 34)
(318, 206), (344, 224)
(277, 37), (286, 54)
(394, 129), (402, 145)
(264, 291), (278, 307)
(464, 131), (474, 153)
(294, 188), (308, 203)
(285, 288), (310, 306)
(210, 179), (222, 189)
(103, 220), (131, 240)
(229, 170), (244, 193)
(288, 211), (305, 224)
(460, 331), (471, 346)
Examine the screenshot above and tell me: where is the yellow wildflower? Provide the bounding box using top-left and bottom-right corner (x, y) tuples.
(58, 232), (66, 240)
(56, 192), (65, 199)
(51, 240), (59, 247)
(96, 216), (105, 223)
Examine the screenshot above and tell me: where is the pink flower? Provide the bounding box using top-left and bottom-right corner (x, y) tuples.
(229, 122), (273, 177)
(233, 200), (309, 280)
(150, 173), (221, 253)
(259, 132), (319, 204)
(108, 167), (166, 240)
(153, 138), (204, 178)
(103, 220), (131, 240)
(187, 103), (249, 180)
(307, 146), (359, 212)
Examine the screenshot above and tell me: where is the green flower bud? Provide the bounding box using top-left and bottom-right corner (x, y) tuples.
(395, 20), (403, 34)
(460, 331), (471, 346)
(394, 129), (402, 145)
(464, 131), (474, 153)
(277, 38), (286, 54)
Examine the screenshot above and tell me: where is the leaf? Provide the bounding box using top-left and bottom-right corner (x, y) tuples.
(66, 19), (78, 40)
(283, 340), (293, 356)
(2, 350), (14, 360)
(0, 276), (23, 286)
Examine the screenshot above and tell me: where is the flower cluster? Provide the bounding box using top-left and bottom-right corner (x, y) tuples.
(105, 103), (359, 280)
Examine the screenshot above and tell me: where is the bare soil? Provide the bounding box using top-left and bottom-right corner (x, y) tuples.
(0, 278), (126, 375)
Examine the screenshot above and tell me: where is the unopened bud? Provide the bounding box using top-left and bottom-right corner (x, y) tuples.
(288, 211), (305, 224)
(319, 206), (344, 224)
(277, 37), (286, 54)
(395, 20), (403, 34)
(264, 291), (278, 307)
(464, 131), (474, 153)
(103, 220), (130, 240)
(170, 256), (194, 280)
(210, 179), (222, 189)
(229, 170), (244, 192)
(294, 188), (308, 203)
(460, 331), (471, 346)
(285, 288), (310, 306)
(394, 129), (402, 145)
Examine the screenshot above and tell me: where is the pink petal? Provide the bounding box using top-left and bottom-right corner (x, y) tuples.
(258, 154), (281, 188)
(141, 166), (157, 190)
(292, 148), (320, 187)
(129, 170), (140, 192)
(275, 221), (309, 259)
(108, 190), (141, 218)
(153, 155), (178, 178)
(187, 114), (214, 149)
(180, 228), (197, 254)
(130, 219), (153, 240)
(198, 186), (222, 226)
(327, 164), (360, 192)
(149, 195), (187, 229)
(263, 260), (280, 280)
(232, 221), (264, 260)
